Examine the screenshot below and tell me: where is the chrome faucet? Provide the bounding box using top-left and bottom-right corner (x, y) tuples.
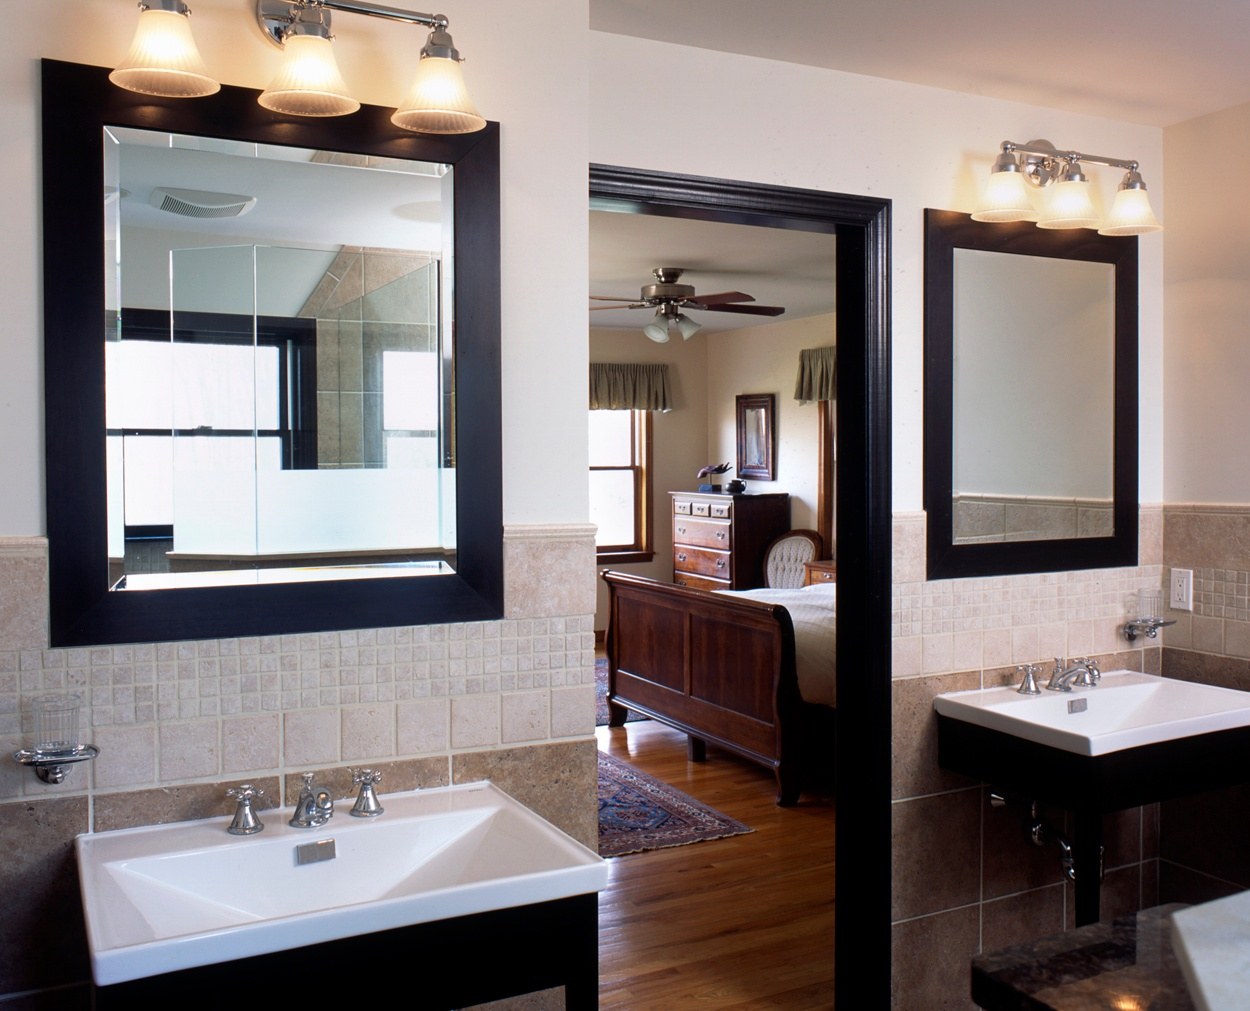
(1046, 657), (1096, 692)
(226, 783), (265, 835)
(1015, 664), (1042, 695)
(350, 767), (384, 818)
(289, 772), (334, 828)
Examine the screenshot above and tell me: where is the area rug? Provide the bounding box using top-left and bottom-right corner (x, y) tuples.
(595, 657), (646, 726)
(598, 750), (752, 858)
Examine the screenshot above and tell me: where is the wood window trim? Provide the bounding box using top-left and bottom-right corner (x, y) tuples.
(591, 408), (654, 562)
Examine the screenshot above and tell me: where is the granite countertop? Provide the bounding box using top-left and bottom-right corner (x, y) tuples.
(972, 903), (1196, 1010)
(1171, 889), (1250, 1011)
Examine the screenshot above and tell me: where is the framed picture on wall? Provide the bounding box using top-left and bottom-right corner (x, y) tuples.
(736, 393), (775, 480)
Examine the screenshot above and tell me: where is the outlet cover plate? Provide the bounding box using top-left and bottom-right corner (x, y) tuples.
(1171, 568), (1194, 611)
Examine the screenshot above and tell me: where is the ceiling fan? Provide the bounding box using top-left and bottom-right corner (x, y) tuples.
(590, 267), (786, 343)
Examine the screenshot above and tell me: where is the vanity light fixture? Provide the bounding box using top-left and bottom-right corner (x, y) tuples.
(111, 0), (487, 134)
(972, 139), (1161, 235)
(109, 0), (220, 98)
(258, 3), (358, 116)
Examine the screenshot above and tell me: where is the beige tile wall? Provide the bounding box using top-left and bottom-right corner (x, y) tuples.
(1158, 503), (1250, 904)
(0, 525), (599, 1003)
(890, 508), (1164, 1007)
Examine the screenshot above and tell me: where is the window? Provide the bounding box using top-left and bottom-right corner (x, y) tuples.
(589, 409), (653, 562)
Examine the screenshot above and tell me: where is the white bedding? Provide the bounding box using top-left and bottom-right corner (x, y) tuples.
(714, 582), (836, 707)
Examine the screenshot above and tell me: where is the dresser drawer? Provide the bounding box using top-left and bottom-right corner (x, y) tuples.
(803, 560), (837, 585)
(673, 546), (732, 580)
(672, 516), (731, 549)
(674, 497), (733, 519)
(673, 571), (730, 591)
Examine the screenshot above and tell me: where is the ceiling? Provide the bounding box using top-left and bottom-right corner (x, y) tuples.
(588, 2), (1249, 339)
(589, 211), (836, 335)
(589, 0), (1250, 128)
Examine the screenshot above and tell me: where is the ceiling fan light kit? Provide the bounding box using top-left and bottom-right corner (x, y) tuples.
(590, 266), (785, 340)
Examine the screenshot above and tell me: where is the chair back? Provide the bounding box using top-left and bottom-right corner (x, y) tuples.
(764, 529), (824, 588)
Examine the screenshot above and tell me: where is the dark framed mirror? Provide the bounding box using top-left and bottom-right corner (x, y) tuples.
(923, 209), (1138, 579)
(42, 59), (501, 646)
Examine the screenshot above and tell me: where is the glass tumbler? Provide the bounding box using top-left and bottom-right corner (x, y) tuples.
(1137, 588), (1163, 621)
(32, 693), (82, 754)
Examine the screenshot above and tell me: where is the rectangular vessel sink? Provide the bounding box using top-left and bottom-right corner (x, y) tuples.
(77, 781), (608, 986)
(933, 670), (1250, 756)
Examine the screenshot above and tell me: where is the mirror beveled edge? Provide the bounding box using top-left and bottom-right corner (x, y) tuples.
(922, 209), (1138, 580)
(41, 59), (502, 646)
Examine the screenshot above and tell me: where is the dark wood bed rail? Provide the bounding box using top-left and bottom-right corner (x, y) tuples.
(602, 569), (806, 804)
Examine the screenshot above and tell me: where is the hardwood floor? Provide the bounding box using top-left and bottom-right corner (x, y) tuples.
(596, 720), (837, 1009)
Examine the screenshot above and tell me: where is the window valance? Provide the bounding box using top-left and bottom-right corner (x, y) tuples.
(794, 345), (837, 404)
(589, 362), (673, 412)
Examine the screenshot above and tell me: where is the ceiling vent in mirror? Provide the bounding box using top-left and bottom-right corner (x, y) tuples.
(149, 187), (257, 218)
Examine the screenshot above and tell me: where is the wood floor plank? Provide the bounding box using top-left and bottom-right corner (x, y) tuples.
(596, 720), (836, 1009)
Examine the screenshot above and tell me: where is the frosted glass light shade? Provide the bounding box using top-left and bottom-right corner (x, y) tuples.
(642, 313), (671, 343)
(391, 56), (486, 134)
(1037, 179), (1099, 229)
(971, 169), (1036, 222)
(258, 34), (359, 118)
(1098, 188), (1162, 235)
(674, 314), (702, 340)
(109, 7), (219, 98)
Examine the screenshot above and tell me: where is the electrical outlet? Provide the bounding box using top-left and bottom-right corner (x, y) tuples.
(1170, 568), (1194, 611)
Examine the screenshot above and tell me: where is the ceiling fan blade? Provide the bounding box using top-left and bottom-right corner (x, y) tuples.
(701, 303), (786, 316)
(683, 291), (755, 307)
(590, 295), (642, 302)
(589, 303), (647, 310)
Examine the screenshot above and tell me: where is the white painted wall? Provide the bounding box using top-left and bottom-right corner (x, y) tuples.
(588, 32), (1165, 516)
(706, 313), (833, 528)
(1164, 100), (1250, 503)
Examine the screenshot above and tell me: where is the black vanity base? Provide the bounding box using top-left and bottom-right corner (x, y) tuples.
(93, 894), (599, 1010)
(938, 715), (1250, 925)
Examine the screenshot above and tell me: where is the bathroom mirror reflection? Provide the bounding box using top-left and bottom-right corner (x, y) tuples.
(924, 209), (1138, 579)
(104, 128), (456, 590)
(43, 59), (501, 647)
(951, 249), (1114, 544)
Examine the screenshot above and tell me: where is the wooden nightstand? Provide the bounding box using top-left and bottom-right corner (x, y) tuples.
(803, 560), (837, 586)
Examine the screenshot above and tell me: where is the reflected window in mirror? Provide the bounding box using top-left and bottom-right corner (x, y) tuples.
(103, 127), (456, 591)
(43, 59), (500, 646)
(923, 209), (1138, 579)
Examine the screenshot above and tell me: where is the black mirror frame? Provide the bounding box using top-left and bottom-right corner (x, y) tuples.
(923, 209), (1138, 580)
(41, 59), (502, 646)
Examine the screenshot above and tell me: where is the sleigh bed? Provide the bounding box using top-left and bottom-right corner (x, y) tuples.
(601, 570), (836, 805)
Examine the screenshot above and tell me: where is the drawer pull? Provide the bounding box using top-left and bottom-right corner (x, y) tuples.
(676, 525), (686, 535)
(715, 530), (726, 541)
(715, 559), (726, 570)
(677, 552), (687, 562)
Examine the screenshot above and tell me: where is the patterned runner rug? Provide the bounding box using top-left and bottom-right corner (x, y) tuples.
(598, 750), (752, 858)
(595, 657), (646, 726)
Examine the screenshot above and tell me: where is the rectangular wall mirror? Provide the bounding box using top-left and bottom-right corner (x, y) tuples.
(43, 60), (501, 646)
(923, 209), (1138, 579)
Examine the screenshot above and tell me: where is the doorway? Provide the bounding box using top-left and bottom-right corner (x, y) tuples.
(590, 164), (892, 1003)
